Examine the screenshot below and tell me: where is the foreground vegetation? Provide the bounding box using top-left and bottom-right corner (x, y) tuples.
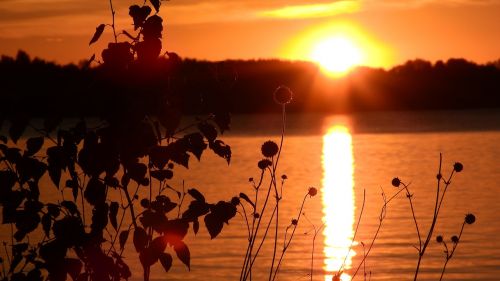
(0, 1), (478, 281)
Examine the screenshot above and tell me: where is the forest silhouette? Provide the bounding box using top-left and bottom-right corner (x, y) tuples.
(1, 51), (499, 119)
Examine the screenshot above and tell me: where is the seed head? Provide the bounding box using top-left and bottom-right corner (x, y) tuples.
(258, 159), (272, 170)
(248, 177), (254, 182)
(451, 235), (459, 244)
(253, 213), (260, 219)
(273, 85), (293, 105)
(308, 187), (318, 197)
(436, 235), (443, 243)
(291, 219), (298, 226)
(261, 141), (279, 158)
(453, 162), (463, 172)
(391, 177), (401, 187)
(281, 174), (288, 180)
(465, 213), (476, 225)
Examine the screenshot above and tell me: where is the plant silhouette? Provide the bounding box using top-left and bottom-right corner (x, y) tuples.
(0, 1), (238, 280)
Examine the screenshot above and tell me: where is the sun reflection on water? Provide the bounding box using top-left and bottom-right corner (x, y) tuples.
(322, 125), (355, 281)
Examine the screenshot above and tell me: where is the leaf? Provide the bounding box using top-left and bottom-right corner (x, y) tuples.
(139, 247), (159, 268)
(46, 203), (61, 217)
(185, 133), (207, 160)
(149, 0), (160, 13)
(159, 253), (173, 272)
(198, 123), (217, 143)
(109, 201), (119, 230)
(133, 227), (148, 252)
(193, 219), (199, 235)
(187, 188), (205, 202)
(209, 140), (231, 164)
(173, 241), (190, 270)
(25, 137), (44, 156)
(61, 200), (79, 216)
(41, 214), (51, 236)
(181, 200), (210, 220)
(150, 169), (173, 181)
(204, 213), (223, 239)
(89, 24), (105, 45)
(47, 146), (66, 188)
(119, 230), (129, 250)
(239, 192), (255, 209)
(127, 162), (148, 183)
(84, 177), (106, 206)
(204, 201), (237, 239)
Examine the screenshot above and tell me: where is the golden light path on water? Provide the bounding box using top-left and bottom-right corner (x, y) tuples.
(322, 125), (355, 281)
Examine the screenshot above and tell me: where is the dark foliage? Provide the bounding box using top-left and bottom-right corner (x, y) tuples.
(0, 1), (238, 281)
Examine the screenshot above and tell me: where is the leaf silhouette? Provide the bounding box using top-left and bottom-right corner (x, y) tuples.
(187, 188), (205, 202)
(204, 213), (223, 239)
(149, 0), (160, 13)
(41, 213), (51, 236)
(209, 140), (231, 164)
(133, 227), (148, 252)
(25, 137), (44, 156)
(204, 201), (237, 239)
(173, 241), (190, 270)
(239, 192), (255, 209)
(119, 230), (129, 250)
(109, 201), (119, 230)
(89, 24), (105, 45)
(198, 123), (217, 143)
(159, 253), (173, 272)
(185, 133), (207, 160)
(61, 201), (79, 215)
(193, 219), (199, 235)
(84, 177), (106, 206)
(150, 169), (173, 181)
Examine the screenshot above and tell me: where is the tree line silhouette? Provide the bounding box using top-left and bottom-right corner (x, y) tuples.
(1, 51), (499, 118)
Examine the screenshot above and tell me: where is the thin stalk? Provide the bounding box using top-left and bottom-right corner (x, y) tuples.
(439, 222), (466, 281)
(351, 189), (389, 280)
(414, 155), (455, 281)
(338, 190), (366, 275)
(109, 0), (118, 43)
(245, 205), (278, 281)
(242, 178), (274, 281)
(268, 166), (280, 281)
(403, 184), (422, 250)
(122, 185), (138, 229)
(271, 194), (308, 281)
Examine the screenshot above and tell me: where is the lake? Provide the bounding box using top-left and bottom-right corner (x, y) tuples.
(1, 109), (500, 281)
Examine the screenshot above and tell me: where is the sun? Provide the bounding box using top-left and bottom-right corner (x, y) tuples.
(281, 21), (393, 77)
(310, 37), (362, 75)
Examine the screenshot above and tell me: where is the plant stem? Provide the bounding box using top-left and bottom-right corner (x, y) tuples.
(271, 194), (307, 281)
(109, 0), (118, 43)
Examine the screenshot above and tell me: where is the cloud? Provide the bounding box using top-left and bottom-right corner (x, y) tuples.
(259, 1), (360, 19)
(362, 0), (498, 9)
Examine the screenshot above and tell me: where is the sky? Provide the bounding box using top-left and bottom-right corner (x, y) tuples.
(0, 0), (499, 67)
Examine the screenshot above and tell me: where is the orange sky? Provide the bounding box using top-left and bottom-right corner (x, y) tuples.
(0, 0), (499, 67)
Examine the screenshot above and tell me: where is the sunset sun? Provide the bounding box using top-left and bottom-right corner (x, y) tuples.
(310, 37), (362, 75)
